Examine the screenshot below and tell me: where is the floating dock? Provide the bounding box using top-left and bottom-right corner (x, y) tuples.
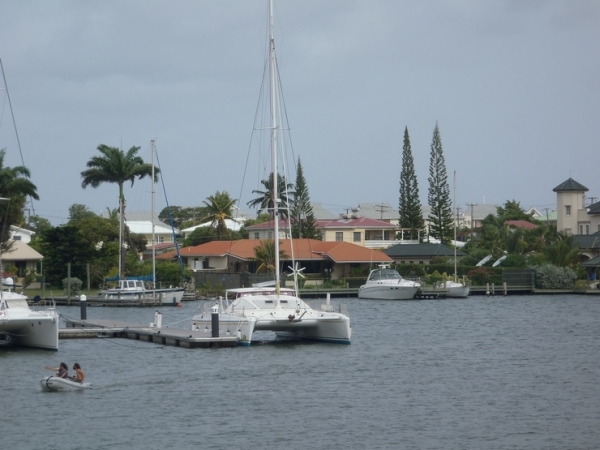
(62, 318), (237, 349)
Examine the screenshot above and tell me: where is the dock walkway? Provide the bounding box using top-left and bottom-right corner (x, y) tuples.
(62, 318), (237, 349)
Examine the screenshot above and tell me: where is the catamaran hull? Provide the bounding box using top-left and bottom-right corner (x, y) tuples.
(192, 312), (351, 345)
(0, 315), (59, 350)
(358, 285), (419, 300)
(40, 376), (93, 391)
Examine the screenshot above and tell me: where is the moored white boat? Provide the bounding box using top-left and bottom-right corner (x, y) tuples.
(0, 278), (59, 350)
(192, 0), (351, 346)
(40, 376), (94, 391)
(358, 265), (420, 300)
(440, 280), (470, 298)
(100, 279), (184, 305)
(192, 287), (351, 345)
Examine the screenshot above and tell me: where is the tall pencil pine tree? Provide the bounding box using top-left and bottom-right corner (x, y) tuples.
(398, 127), (424, 241)
(291, 157), (321, 239)
(427, 123), (454, 244)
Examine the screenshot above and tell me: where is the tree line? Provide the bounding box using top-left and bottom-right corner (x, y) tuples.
(1, 130), (583, 291)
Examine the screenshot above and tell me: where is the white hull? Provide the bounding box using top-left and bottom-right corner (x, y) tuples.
(0, 292), (59, 350)
(358, 284), (419, 300)
(100, 287), (184, 305)
(442, 282), (470, 298)
(192, 289), (351, 345)
(358, 266), (421, 300)
(40, 376), (93, 391)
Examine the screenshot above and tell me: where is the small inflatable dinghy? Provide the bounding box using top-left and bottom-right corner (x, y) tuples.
(41, 376), (94, 391)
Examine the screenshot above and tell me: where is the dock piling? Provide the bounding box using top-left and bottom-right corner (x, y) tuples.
(211, 304), (219, 337)
(80, 294), (87, 320)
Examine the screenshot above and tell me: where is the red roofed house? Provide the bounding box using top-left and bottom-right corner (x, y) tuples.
(157, 238), (392, 280)
(504, 220), (538, 230)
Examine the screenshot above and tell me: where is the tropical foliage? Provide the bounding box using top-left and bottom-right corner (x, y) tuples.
(533, 265), (578, 289)
(0, 149), (39, 249)
(81, 144), (157, 278)
(252, 240), (288, 275)
(199, 191), (237, 240)
(247, 172), (294, 219)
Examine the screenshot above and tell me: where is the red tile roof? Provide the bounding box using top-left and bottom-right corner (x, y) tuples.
(157, 239), (392, 264)
(504, 220), (538, 230)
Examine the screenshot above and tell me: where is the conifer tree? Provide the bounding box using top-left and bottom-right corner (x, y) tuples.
(398, 127), (424, 241)
(290, 158), (321, 239)
(427, 123), (454, 244)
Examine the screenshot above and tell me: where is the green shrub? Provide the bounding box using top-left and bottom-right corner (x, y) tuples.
(62, 277), (83, 296)
(533, 265), (577, 289)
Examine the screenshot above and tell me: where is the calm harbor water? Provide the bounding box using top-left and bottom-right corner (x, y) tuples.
(2, 294), (599, 450)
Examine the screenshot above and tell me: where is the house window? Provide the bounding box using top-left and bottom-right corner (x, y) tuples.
(254, 232), (259, 239)
(565, 205), (571, 216)
(353, 232), (361, 242)
(336, 232), (343, 242)
(268, 231), (272, 239)
(13, 235), (22, 240)
(579, 224), (590, 235)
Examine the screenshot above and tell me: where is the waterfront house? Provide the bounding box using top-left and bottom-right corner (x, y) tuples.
(4, 226), (43, 278)
(553, 178), (600, 235)
(157, 238), (392, 279)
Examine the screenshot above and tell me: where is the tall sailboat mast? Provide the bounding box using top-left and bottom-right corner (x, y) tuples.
(151, 140), (157, 291)
(453, 170), (458, 283)
(269, 0), (281, 296)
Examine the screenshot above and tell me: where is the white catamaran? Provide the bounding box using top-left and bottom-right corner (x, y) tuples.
(192, 0), (351, 345)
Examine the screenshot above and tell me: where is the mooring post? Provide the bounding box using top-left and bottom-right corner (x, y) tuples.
(154, 310), (162, 328)
(211, 304), (219, 337)
(80, 294), (87, 320)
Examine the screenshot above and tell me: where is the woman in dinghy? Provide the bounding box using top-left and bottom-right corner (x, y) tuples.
(45, 362), (69, 379)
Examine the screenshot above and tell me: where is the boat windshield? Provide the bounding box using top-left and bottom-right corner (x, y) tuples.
(371, 269), (402, 281)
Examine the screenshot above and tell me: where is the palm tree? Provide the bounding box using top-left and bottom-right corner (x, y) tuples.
(544, 233), (581, 267)
(0, 148), (39, 249)
(81, 144), (157, 280)
(253, 240), (288, 275)
(199, 191), (237, 240)
(247, 172), (294, 219)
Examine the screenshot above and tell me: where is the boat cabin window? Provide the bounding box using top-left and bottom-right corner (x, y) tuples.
(371, 269), (402, 281)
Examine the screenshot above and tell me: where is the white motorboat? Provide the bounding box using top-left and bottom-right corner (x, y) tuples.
(192, 0), (351, 346)
(358, 265), (421, 300)
(100, 278), (184, 306)
(40, 376), (93, 391)
(0, 278), (59, 350)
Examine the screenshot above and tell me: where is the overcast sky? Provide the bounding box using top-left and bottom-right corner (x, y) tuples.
(1, 0), (598, 225)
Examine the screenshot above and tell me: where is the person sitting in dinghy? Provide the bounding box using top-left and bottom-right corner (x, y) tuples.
(70, 363), (85, 384)
(45, 362), (69, 378)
